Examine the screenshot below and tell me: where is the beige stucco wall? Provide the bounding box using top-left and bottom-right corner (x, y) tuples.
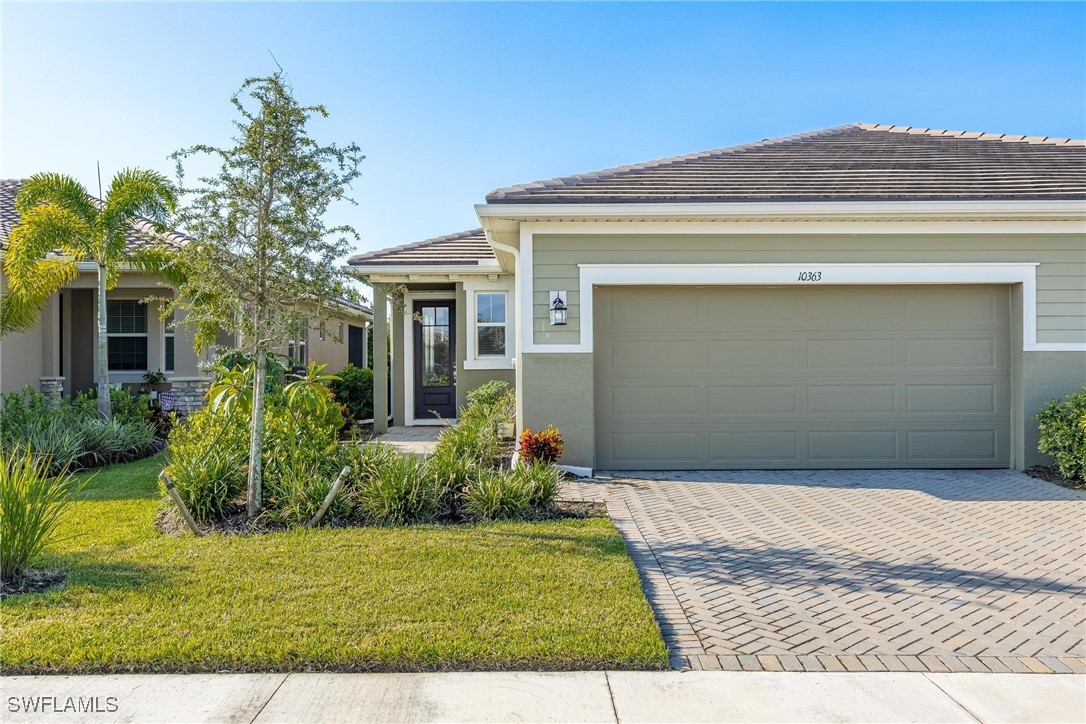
(531, 233), (1086, 346)
(1, 267), (369, 397)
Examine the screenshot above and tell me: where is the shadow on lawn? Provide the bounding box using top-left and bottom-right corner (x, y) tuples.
(470, 525), (630, 560)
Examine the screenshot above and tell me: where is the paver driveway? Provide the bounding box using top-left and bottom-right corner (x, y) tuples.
(565, 470), (1086, 674)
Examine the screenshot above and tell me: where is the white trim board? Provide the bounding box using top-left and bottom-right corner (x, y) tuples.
(462, 279), (516, 370)
(517, 255), (1083, 354)
(478, 199), (1086, 221)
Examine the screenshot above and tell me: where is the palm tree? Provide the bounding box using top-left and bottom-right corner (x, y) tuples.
(1, 170), (179, 420)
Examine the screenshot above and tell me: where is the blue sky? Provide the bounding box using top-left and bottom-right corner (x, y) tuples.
(3, 2), (1084, 261)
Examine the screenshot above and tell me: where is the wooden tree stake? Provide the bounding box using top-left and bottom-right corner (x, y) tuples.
(307, 466), (350, 529)
(159, 471), (203, 536)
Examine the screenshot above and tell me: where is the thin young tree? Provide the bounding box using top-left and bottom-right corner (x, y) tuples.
(1, 170), (179, 420)
(171, 72), (363, 517)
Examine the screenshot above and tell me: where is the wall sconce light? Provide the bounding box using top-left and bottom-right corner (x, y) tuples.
(549, 291), (568, 326)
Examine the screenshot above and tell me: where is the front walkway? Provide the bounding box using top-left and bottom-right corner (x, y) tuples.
(564, 469), (1086, 674)
(376, 425), (442, 456)
(4, 671), (1083, 723)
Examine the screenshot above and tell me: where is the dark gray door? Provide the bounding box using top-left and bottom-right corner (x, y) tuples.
(348, 325), (365, 367)
(413, 301), (456, 420)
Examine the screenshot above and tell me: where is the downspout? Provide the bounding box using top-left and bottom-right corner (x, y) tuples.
(486, 235), (523, 450)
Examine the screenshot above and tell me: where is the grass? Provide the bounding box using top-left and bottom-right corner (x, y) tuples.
(0, 455), (667, 673)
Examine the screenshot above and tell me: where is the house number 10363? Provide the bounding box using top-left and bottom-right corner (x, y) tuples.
(797, 271), (822, 281)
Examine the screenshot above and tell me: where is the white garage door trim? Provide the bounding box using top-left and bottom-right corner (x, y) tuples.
(527, 262), (1052, 353)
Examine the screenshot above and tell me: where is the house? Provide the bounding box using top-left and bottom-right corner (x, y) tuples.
(0, 179), (371, 409)
(350, 124), (1086, 474)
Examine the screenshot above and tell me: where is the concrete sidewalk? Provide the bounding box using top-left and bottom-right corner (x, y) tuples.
(3, 671), (1083, 723)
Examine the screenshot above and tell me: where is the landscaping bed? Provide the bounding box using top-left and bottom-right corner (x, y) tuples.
(1024, 465), (1086, 492)
(0, 456), (668, 673)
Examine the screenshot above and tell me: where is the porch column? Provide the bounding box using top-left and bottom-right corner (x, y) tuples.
(372, 284), (388, 434)
(40, 293), (61, 377)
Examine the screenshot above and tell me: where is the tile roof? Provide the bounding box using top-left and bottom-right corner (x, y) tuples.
(486, 124), (1086, 203)
(0, 178), (192, 254)
(348, 228), (495, 267)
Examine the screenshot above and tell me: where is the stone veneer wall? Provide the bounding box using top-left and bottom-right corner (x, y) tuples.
(170, 377), (212, 415)
(39, 376), (65, 405)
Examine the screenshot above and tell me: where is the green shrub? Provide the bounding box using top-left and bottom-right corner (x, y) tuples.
(164, 407), (249, 523)
(21, 419), (85, 473)
(434, 415), (503, 469)
(1037, 389), (1086, 481)
(463, 470), (530, 521)
(349, 453), (439, 525)
(426, 444), (480, 514)
(0, 450), (84, 580)
(329, 364), (374, 424)
(1, 386), (158, 473)
(465, 380), (510, 409)
(515, 461), (562, 509)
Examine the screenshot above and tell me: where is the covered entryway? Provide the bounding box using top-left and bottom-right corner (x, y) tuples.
(594, 285), (1012, 469)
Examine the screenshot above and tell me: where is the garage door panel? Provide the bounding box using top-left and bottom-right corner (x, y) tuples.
(905, 384), (999, 414)
(905, 287), (1004, 323)
(708, 340), (798, 368)
(906, 429), (1002, 462)
(609, 385), (704, 416)
(808, 431), (899, 461)
(710, 385), (798, 414)
(808, 339), (897, 367)
(709, 432), (799, 462)
(807, 385), (897, 414)
(594, 285), (1011, 470)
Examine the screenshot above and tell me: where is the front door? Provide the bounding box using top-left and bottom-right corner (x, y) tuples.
(413, 301), (456, 420)
(347, 325), (365, 367)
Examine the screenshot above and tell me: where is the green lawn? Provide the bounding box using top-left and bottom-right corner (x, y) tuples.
(0, 455), (667, 673)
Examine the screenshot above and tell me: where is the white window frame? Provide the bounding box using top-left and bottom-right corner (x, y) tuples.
(106, 298), (150, 373)
(463, 279), (515, 370)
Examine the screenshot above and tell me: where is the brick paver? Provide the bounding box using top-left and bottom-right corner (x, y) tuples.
(566, 469), (1086, 673)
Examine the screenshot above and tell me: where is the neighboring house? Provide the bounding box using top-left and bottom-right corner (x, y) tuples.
(0, 179), (371, 409)
(350, 123), (1086, 474)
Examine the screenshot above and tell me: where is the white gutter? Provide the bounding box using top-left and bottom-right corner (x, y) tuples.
(475, 199), (1086, 220)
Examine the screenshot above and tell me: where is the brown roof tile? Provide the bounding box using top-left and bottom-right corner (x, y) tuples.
(348, 228), (494, 267)
(0, 178), (192, 253)
(486, 124), (1086, 203)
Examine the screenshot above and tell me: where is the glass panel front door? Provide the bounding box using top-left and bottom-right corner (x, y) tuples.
(413, 301), (456, 419)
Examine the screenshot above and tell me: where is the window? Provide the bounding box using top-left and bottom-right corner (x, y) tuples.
(319, 321), (326, 341)
(107, 299), (148, 371)
(288, 322), (308, 365)
(476, 292), (506, 356)
(164, 311), (175, 372)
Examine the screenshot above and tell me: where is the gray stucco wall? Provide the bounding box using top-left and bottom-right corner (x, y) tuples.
(521, 352), (595, 469)
(1023, 351), (1086, 468)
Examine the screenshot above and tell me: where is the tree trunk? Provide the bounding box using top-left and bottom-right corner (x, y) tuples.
(96, 264), (112, 421)
(246, 347), (268, 517)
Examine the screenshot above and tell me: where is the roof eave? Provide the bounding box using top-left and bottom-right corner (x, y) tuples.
(476, 199), (1086, 221)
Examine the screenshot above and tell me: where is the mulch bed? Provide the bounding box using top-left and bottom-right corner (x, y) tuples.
(1, 570), (66, 601)
(1024, 465), (1086, 492)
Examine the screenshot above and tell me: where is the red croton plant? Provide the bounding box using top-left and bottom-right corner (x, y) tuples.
(518, 426), (565, 465)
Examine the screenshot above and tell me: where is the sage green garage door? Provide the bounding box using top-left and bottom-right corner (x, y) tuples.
(594, 285), (1011, 470)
